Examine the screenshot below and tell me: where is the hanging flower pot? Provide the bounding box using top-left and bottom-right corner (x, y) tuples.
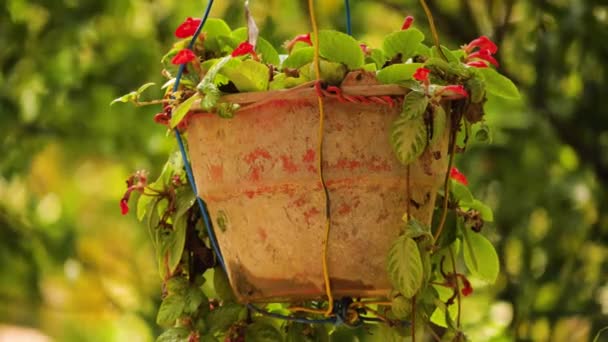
(187, 72), (449, 302)
(115, 2), (519, 339)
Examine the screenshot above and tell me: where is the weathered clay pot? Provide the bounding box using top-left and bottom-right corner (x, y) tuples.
(187, 73), (449, 302)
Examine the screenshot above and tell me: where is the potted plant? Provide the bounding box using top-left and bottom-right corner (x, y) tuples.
(115, 2), (518, 341)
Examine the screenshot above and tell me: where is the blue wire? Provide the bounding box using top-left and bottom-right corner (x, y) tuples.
(344, 0), (352, 35)
(170, 0), (226, 270)
(174, 130), (226, 270)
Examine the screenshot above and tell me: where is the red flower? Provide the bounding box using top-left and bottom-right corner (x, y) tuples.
(285, 33), (312, 52)
(461, 277), (473, 297)
(413, 67), (430, 82)
(465, 36), (498, 54)
(231, 41), (259, 59)
(120, 198), (129, 215)
(401, 16), (415, 30)
(437, 85), (469, 100)
(450, 167), (468, 185)
(171, 49), (196, 65)
(466, 61), (489, 68)
(359, 43), (372, 56)
(175, 17), (201, 38)
(467, 49), (499, 67)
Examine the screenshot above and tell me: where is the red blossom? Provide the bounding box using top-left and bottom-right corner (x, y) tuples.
(461, 277), (474, 296)
(450, 167), (468, 185)
(465, 36), (498, 54)
(467, 49), (499, 67)
(231, 41), (259, 60)
(120, 198), (129, 215)
(285, 33), (312, 52)
(401, 16), (415, 30)
(120, 171), (148, 216)
(171, 49), (197, 65)
(466, 61), (489, 68)
(175, 17), (201, 38)
(359, 43), (372, 56)
(437, 85), (469, 100)
(413, 67), (431, 82)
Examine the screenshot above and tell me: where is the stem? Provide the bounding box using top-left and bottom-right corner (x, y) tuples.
(432, 123), (458, 243)
(406, 165), (412, 222)
(419, 0), (449, 62)
(411, 295), (416, 342)
(448, 246), (461, 328)
(135, 99), (170, 107)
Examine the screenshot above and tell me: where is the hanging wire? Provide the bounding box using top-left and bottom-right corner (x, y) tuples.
(344, 0), (352, 35)
(308, 0), (335, 317)
(171, 0), (226, 271)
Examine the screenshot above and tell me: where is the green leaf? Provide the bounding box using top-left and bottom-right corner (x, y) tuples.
(316, 30), (364, 69)
(463, 230), (500, 283)
(232, 28), (280, 65)
(390, 114), (427, 165)
(368, 48), (387, 69)
(192, 55), (234, 116)
(202, 18), (233, 53)
(282, 47), (314, 69)
(402, 91), (428, 120)
(269, 74), (308, 90)
(451, 180), (474, 205)
(110, 91), (137, 105)
(137, 194), (154, 222)
(387, 235), (424, 298)
(299, 60), (347, 86)
(174, 189), (196, 218)
(184, 287), (207, 314)
(430, 286), (459, 328)
(156, 327), (190, 342)
(205, 303), (245, 334)
(404, 218), (432, 241)
(478, 67), (520, 99)
(156, 294), (186, 326)
(213, 266), (236, 302)
(390, 296), (411, 319)
(430, 105), (447, 147)
(466, 77), (486, 103)
(362, 63), (377, 72)
(245, 322), (284, 342)
(137, 82), (156, 94)
(169, 94), (200, 129)
(430, 46), (459, 63)
(147, 199), (161, 248)
(221, 59), (270, 92)
(382, 29), (425, 60)
(167, 214), (187, 274)
(376, 63), (423, 84)
(167, 277), (189, 295)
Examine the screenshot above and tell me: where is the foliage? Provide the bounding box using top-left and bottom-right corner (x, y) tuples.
(1, 1), (607, 342)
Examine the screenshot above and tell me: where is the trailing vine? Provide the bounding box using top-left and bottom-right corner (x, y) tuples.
(115, 2), (518, 340)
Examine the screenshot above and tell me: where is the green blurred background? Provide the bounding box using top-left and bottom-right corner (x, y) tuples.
(1, 0), (607, 341)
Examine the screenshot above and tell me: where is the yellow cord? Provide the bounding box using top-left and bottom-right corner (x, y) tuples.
(308, 0), (334, 317)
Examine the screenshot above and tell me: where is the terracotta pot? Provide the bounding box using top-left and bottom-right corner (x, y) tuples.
(187, 73), (449, 302)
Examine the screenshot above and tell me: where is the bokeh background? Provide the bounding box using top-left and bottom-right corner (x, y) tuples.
(1, 0), (607, 341)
